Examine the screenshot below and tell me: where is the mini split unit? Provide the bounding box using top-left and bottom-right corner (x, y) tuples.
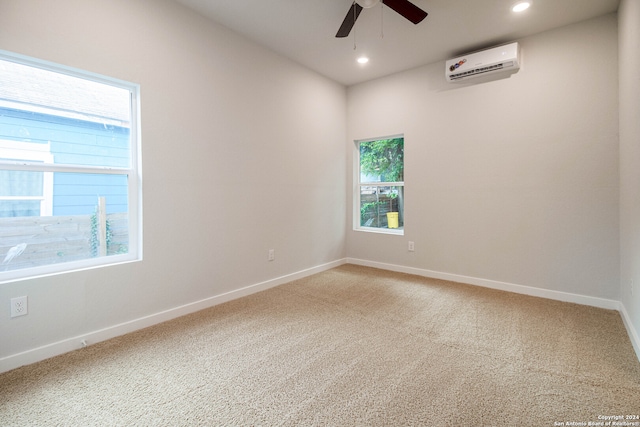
(446, 42), (521, 82)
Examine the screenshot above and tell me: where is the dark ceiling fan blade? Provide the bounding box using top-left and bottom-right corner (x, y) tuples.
(336, 2), (364, 38)
(383, 0), (428, 24)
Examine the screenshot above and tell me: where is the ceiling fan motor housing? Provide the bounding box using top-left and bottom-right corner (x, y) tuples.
(357, 0), (380, 9)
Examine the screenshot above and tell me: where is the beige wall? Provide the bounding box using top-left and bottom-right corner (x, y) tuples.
(347, 14), (620, 300)
(0, 0), (347, 366)
(619, 0), (640, 352)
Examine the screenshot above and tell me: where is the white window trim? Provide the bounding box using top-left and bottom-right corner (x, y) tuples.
(0, 50), (142, 284)
(354, 135), (404, 236)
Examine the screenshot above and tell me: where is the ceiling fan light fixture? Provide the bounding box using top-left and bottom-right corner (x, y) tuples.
(512, 2), (531, 13)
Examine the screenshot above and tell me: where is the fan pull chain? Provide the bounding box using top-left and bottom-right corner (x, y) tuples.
(353, 27), (357, 50)
(353, 2), (358, 50)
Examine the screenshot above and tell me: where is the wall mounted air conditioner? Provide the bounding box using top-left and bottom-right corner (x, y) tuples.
(445, 42), (520, 82)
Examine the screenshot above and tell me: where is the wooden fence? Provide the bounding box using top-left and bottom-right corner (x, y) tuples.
(0, 212), (128, 271)
(360, 194), (401, 228)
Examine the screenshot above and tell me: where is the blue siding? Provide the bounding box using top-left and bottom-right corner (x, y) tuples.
(0, 107), (130, 216)
(53, 173), (128, 215)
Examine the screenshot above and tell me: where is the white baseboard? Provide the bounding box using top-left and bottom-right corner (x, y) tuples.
(347, 258), (640, 362)
(619, 302), (640, 363)
(0, 259), (347, 374)
(347, 258), (620, 309)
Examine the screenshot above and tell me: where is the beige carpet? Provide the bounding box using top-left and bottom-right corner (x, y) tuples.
(1, 265), (639, 426)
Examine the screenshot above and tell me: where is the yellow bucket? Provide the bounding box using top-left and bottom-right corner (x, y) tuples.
(387, 212), (399, 229)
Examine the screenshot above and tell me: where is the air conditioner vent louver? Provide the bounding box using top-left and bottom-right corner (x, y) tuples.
(449, 62), (515, 81)
(446, 43), (520, 83)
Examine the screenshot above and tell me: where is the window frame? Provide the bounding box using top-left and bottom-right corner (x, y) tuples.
(0, 50), (142, 283)
(354, 135), (404, 235)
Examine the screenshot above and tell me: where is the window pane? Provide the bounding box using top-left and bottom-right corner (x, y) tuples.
(0, 59), (131, 169)
(359, 186), (404, 229)
(0, 172), (129, 272)
(359, 138), (404, 182)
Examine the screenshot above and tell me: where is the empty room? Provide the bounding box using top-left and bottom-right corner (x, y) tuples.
(1, 0), (639, 425)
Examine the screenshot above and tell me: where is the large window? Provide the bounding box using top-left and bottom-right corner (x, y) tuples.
(355, 136), (404, 234)
(0, 51), (141, 282)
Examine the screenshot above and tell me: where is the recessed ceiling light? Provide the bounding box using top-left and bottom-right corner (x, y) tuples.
(357, 56), (369, 64)
(512, 2), (530, 12)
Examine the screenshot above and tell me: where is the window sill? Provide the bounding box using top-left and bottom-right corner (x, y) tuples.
(0, 254), (141, 285)
(354, 226), (404, 236)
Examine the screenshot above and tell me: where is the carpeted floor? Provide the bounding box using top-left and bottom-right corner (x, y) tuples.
(1, 264), (639, 426)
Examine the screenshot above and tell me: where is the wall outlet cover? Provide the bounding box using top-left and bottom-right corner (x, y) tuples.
(11, 296), (28, 318)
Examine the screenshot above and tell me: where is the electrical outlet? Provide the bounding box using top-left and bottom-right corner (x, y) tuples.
(268, 249), (275, 261)
(408, 241), (415, 252)
(10, 296), (28, 318)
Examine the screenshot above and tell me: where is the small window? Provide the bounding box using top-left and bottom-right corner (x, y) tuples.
(355, 136), (404, 234)
(0, 51), (141, 282)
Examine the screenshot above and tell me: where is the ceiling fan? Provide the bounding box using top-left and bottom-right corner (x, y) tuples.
(336, 0), (428, 38)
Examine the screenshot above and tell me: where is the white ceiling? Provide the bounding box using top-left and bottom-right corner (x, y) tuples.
(173, 0), (620, 86)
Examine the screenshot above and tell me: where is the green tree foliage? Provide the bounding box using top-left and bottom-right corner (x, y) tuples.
(359, 138), (404, 182)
